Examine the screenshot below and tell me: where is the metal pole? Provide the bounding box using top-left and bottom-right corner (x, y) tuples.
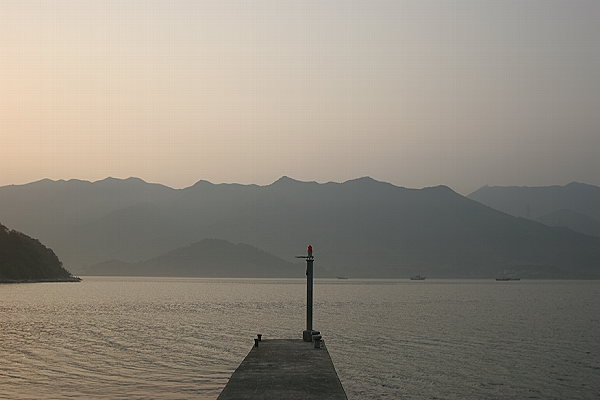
(306, 257), (313, 332)
(302, 245), (314, 342)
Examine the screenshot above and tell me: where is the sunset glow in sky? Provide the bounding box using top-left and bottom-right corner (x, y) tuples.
(1, 1), (599, 193)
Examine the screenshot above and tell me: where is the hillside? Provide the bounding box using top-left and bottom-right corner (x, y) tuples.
(468, 182), (600, 237)
(536, 209), (600, 238)
(0, 223), (79, 282)
(1, 177), (600, 278)
(85, 239), (303, 278)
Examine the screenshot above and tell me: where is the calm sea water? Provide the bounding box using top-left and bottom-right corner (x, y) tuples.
(1, 277), (599, 399)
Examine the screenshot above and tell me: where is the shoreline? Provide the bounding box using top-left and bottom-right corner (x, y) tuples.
(0, 276), (82, 284)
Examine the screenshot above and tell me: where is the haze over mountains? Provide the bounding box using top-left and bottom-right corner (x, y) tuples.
(469, 182), (600, 237)
(86, 239), (301, 278)
(1, 177), (599, 278)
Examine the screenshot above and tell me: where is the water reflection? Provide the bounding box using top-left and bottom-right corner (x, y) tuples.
(1, 278), (599, 399)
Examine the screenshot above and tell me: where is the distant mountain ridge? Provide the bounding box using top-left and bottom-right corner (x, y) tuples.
(468, 182), (600, 237)
(86, 239), (303, 277)
(1, 177), (599, 278)
(536, 209), (600, 238)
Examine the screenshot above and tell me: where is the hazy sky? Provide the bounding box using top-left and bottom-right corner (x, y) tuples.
(1, 0), (599, 194)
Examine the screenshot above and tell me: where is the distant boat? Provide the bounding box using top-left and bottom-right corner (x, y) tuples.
(336, 276), (348, 280)
(496, 270), (520, 281)
(410, 274), (426, 280)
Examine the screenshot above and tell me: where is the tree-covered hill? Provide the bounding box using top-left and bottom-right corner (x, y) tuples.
(0, 223), (79, 282)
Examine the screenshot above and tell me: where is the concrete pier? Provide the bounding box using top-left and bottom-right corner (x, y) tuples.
(218, 339), (347, 399)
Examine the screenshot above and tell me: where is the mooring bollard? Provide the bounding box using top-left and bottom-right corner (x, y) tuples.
(257, 334), (262, 341)
(254, 338), (259, 347)
(312, 334), (322, 349)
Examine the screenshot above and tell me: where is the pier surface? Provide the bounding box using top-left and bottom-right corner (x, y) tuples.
(218, 339), (347, 400)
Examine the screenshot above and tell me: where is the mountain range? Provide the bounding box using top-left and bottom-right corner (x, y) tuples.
(1, 177), (599, 278)
(86, 238), (302, 277)
(468, 182), (600, 237)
